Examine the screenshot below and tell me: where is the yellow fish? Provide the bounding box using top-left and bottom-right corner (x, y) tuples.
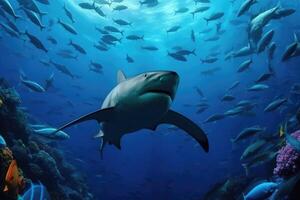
(279, 123), (288, 138)
(279, 125), (284, 137)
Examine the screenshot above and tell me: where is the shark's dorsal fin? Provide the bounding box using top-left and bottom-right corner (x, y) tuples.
(117, 70), (126, 83)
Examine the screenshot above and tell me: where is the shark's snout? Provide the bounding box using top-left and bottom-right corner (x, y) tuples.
(159, 71), (179, 82)
(144, 71), (179, 101)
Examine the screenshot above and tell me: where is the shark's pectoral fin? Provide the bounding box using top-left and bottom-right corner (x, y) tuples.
(55, 107), (115, 133)
(158, 110), (209, 152)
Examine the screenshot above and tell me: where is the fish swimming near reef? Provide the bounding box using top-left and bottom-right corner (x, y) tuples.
(264, 98), (287, 112)
(52, 70), (209, 156)
(242, 150), (277, 176)
(3, 160), (25, 198)
(248, 84), (269, 91)
(279, 124), (285, 138)
(20, 75), (46, 93)
(257, 29), (275, 53)
(227, 81), (240, 92)
(255, 72), (273, 83)
(167, 25), (181, 33)
(283, 127), (300, 153)
(243, 181), (278, 200)
(24, 31), (48, 53)
(204, 12), (224, 24)
(221, 94), (235, 102)
(63, 3), (75, 23)
(231, 126), (265, 143)
(78, 2), (95, 10)
(21, 8), (45, 30)
(285, 134), (300, 152)
(0, 22), (19, 38)
(240, 139), (267, 161)
(0, 0), (20, 20)
(18, 183), (51, 200)
(249, 3), (280, 47)
(224, 106), (245, 117)
(190, 6), (210, 19)
(31, 126), (70, 140)
(237, 59), (252, 73)
(233, 44), (253, 58)
(0, 134), (7, 148)
(50, 60), (74, 78)
(204, 114), (226, 123)
(141, 46), (158, 51)
(201, 57), (218, 63)
(281, 33), (299, 61)
(57, 18), (77, 35)
(168, 52), (187, 62)
(237, 0), (257, 17)
(126, 54), (134, 63)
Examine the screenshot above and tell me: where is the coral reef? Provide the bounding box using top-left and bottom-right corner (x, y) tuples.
(0, 79), (29, 143)
(204, 176), (253, 200)
(0, 78), (95, 200)
(274, 130), (300, 178)
(0, 147), (14, 192)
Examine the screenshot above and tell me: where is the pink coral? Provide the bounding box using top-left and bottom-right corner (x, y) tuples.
(274, 130), (300, 178)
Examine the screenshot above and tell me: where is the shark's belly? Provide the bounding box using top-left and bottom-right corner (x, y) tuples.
(101, 84), (172, 135)
(102, 109), (164, 135)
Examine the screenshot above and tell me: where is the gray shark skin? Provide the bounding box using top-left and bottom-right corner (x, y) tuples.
(53, 70), (209, 156)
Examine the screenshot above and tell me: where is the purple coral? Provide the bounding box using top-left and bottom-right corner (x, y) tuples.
(274, 130), (300, 178)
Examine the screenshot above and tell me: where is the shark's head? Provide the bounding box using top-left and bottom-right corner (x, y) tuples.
(107, 71), (179, 118)
(137, 71), (179, 102)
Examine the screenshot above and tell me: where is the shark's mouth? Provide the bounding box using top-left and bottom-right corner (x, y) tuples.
(147, 89), (174, 100)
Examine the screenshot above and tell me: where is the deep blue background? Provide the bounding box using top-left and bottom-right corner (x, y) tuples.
(0, 0), (300, 199)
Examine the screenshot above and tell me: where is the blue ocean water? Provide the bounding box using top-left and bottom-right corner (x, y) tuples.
(0, 0), (300, 199)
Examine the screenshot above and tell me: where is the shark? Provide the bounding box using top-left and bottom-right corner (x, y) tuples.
(53, 70), (209, 156)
